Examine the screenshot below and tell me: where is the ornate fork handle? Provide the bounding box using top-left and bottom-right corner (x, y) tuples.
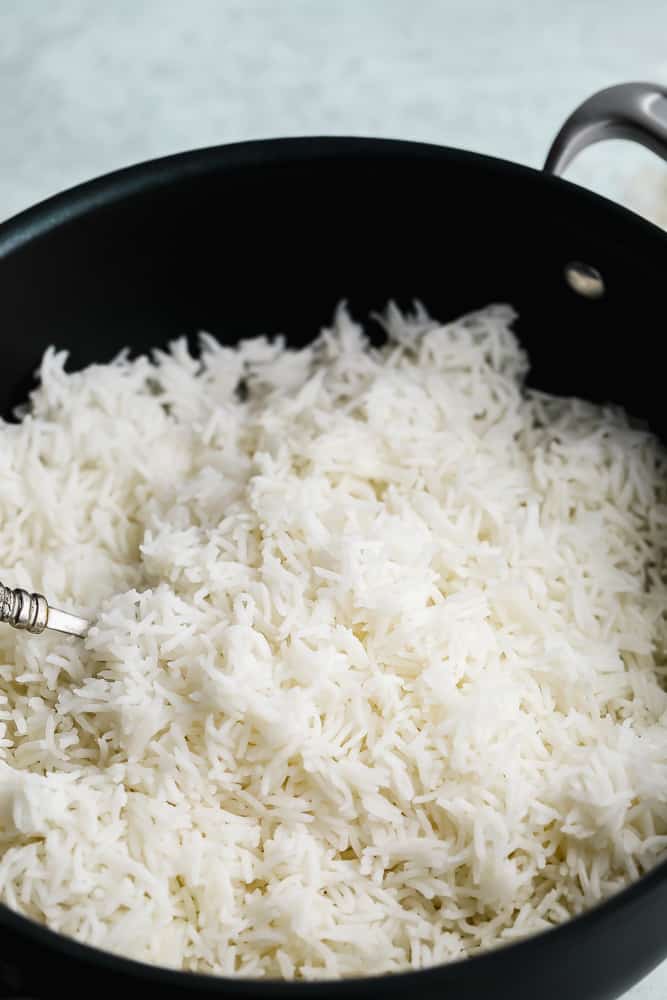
(0, 580), (89, 638)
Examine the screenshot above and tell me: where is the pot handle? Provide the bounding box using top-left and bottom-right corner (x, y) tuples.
(544, 82), (667, 176)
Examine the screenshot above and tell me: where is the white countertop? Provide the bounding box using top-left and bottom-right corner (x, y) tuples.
(1, 0), (666, 227)
(1, 2), (666, 996)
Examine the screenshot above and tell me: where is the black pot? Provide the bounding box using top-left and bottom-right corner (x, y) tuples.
(0, 83), (666, 1000)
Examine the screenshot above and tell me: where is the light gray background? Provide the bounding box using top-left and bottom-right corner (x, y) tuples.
(1, 2), (666, 996)
(1, 0), (667, 226)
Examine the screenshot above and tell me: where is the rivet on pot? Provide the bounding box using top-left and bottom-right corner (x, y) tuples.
(564, 261), (605, 299)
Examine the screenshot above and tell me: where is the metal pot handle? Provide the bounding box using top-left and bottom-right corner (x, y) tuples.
(544, 82), (667, 176)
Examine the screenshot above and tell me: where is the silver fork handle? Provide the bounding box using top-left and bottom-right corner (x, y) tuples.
(0, 580), (89, 638)
(544, 82), (667, 176)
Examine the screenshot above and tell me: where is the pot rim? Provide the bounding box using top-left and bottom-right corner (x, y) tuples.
(1, 134), (666, 260)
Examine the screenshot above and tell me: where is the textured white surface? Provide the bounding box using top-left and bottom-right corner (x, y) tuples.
(1, 0), (666, 225)
(0, 1), (666, 995)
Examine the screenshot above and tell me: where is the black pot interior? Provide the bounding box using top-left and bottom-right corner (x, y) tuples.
(0, 138), (666, 999)
(1, 138), (665, 430)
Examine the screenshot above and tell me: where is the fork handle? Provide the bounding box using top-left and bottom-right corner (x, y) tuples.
(0, 581), (48, 633)
(0, 581), (88, 638)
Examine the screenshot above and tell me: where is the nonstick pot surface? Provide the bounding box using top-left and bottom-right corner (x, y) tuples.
(0, 137), (666, 999)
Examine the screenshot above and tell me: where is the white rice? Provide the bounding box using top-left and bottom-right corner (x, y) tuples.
(1, 303), (666, 979)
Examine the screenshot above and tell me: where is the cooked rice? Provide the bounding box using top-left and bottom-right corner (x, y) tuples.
(1, 303), (666, 979)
